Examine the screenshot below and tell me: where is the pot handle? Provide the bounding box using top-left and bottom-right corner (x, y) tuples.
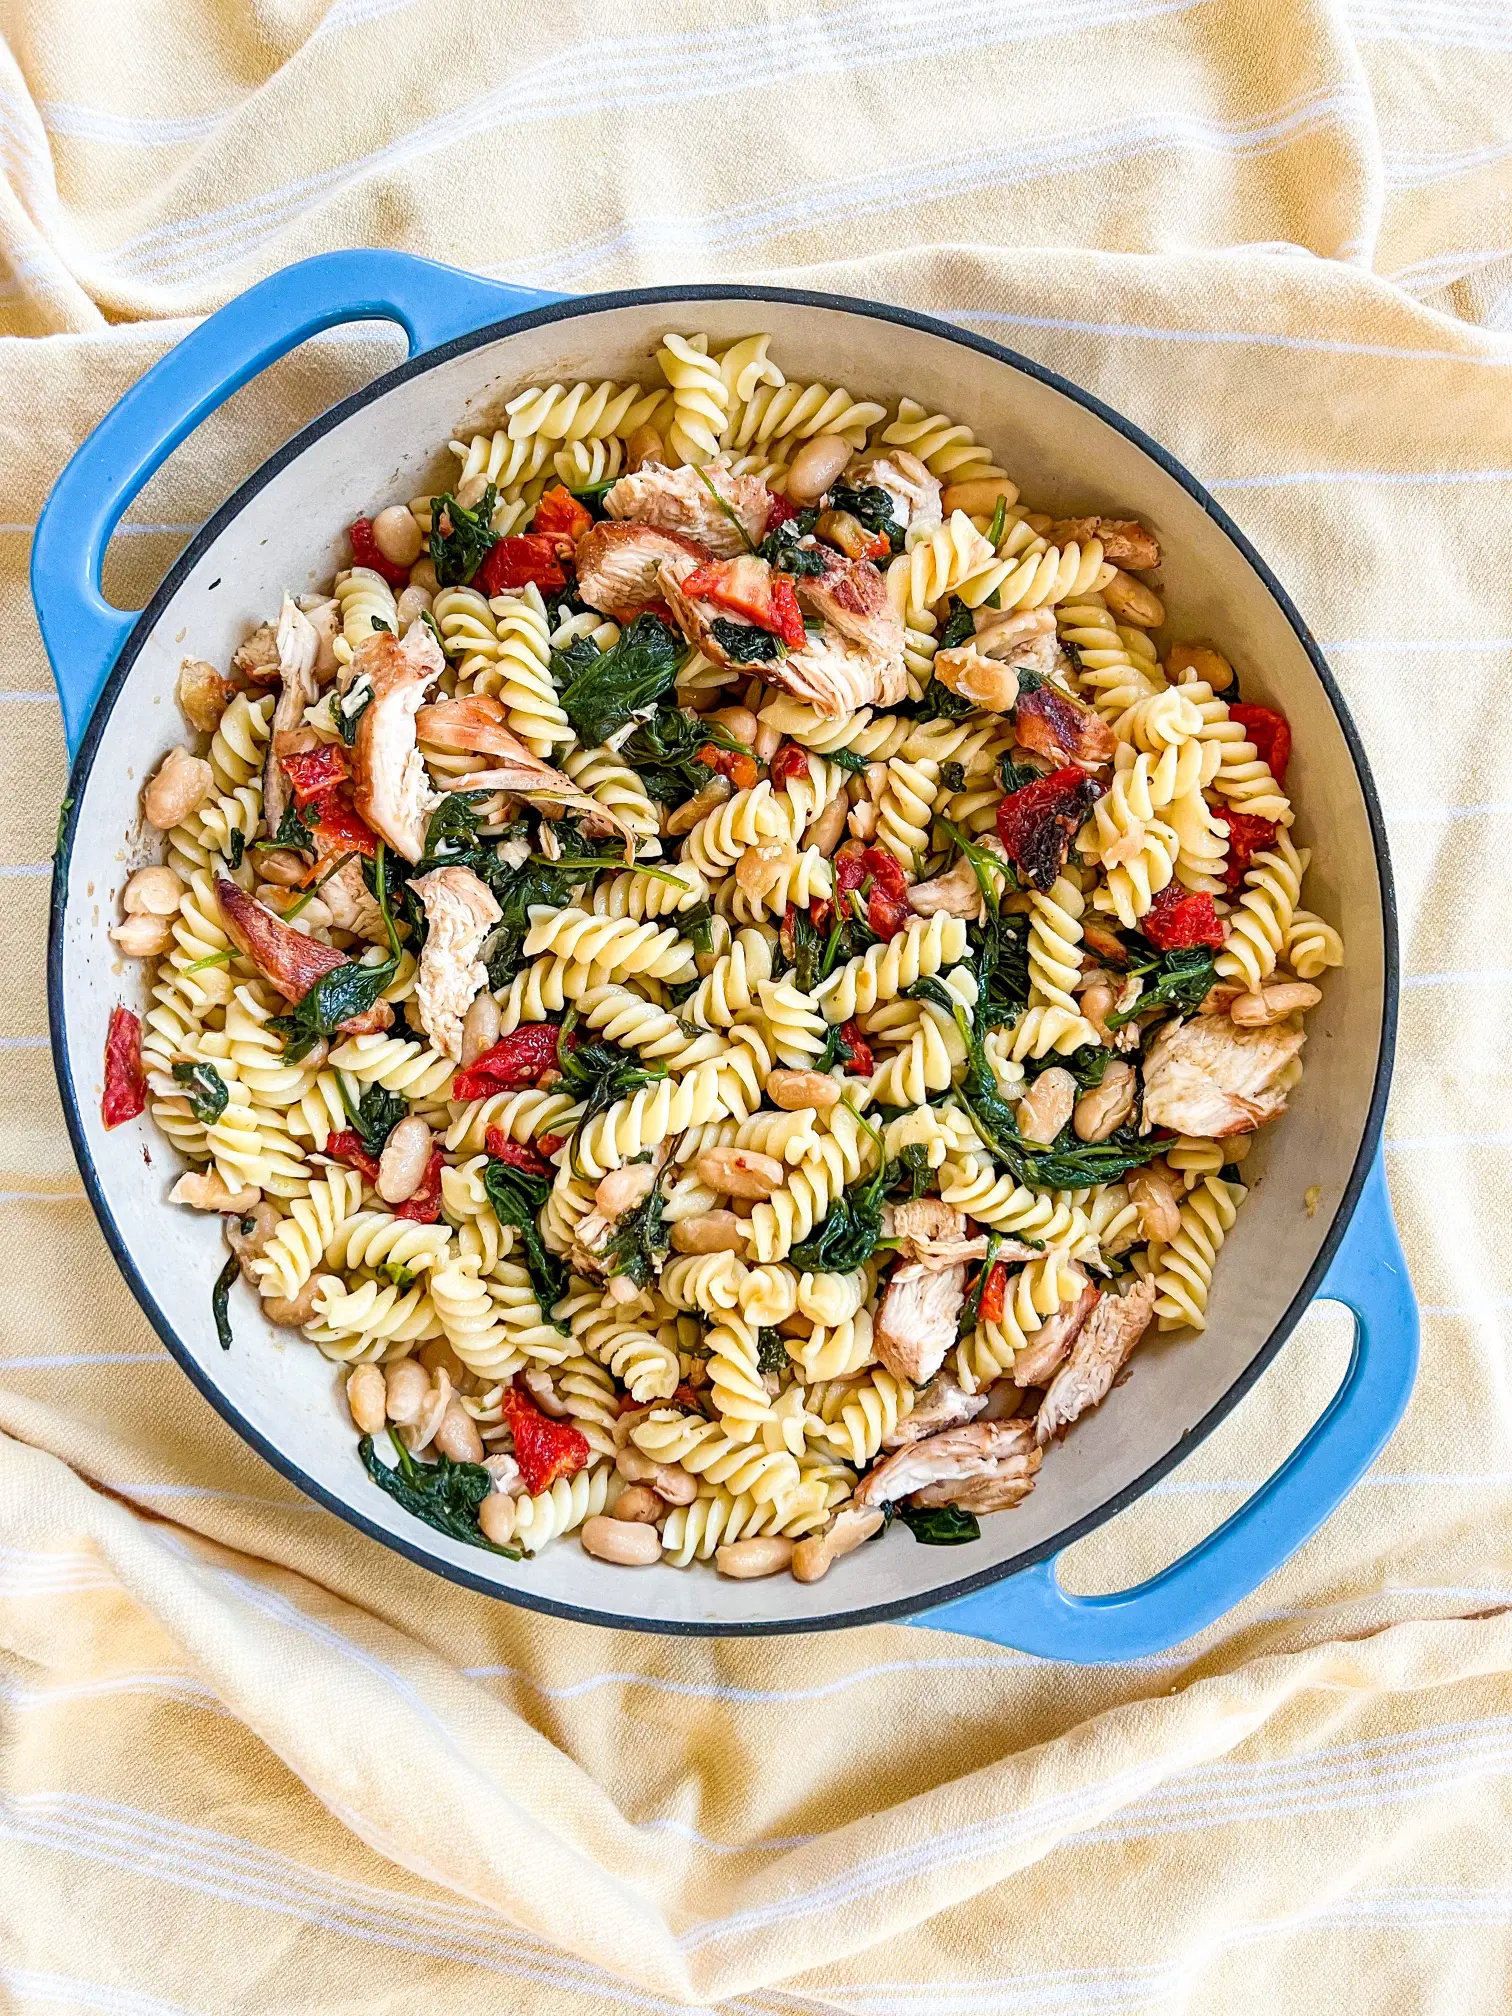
(31, 249), (563, 754)
(916, 1151), (1418, 1664)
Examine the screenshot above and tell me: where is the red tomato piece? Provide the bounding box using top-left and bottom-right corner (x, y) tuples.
(503, 1385), (590, 1495)
(834, 844), (866, 911)
(102, 1005), (146, 1129)
(531, 484), (594, 551)
(323, 1130), (382, 1182)
(393, 1148), (445, 1224)
(996, 767), (1102, 892)
(769, 742), (812, 789)
(537, 1132), (566, 1158)
(348, 517), (411, 588)
(475, 535), (566, 597)
(679, 555), (779, 631)
(840, 1018), (874, 1076)
(809, 898), (833, 933)
(282, 745), (349, 806)
(697, 742), (760, 791)
(1212, 806), (1278, 890)
(860, 847), (908, 903)
(977, 1261), (1008, 1326)
(1230, 704), (1291, 784)
(312, 790), (378, 858)
(453, 1024), (562, 1102)
(1143, 884), (1226, 950)
(770, 576), (808, 650)
(763, 490), (800, 531)
(484, 1128), (550, 1176)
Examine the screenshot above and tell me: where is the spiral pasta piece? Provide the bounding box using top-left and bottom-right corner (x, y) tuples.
(332, 569), (398, 666)
(881, 399), (1005, 482)
(1287, 906), (1344, 980)
(1214, 830), (1305, 991)
(816, 914), (968, 1023)
(1027, 877), (1086, 1014)
(562, 745), (660, 842)
(873, 756), (940, 870)
(631, 1410), (800, 1505)
(889, 512), (994, 620)
(725, 379), (885, 455)
(485, 1463), (614, 1554)
(1151, 1177), (1246, 1331)
(811, 1368), (913, 1465)
(756, 978), (828, 1070)
(484, 585), (573, 757)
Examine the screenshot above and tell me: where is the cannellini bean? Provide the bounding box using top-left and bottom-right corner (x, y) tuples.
(1016, 1067), (1076, 1146)
(804, 790), (850, 858)
(614, 1445), (660, 1483)
(670, 1210), (748, 1255)
(167, 1169), (260, 1214)
(523, 1368), (570, 1417)
(346, 1364), (387, 1435)
(706, 705), (757, 746)
(377, 1115), (433, 1205)
(1102, 569), (1165, 628)
(262, 1279), (323, 1326)
(460, 989), (501, 1067)
(433, 1399), (485, 1464)
(224, 1201), (280, 1283)
(696, 1146), (784, 1199)
(122, 865), (183, 916)
(1231, 982), (1322, 1027)
(1166, 641), (1234, 691)
(940, 476), (1017, 518)
(751, 718), (782, 765)
(408, 557), (439, 593)
(454, 474), (489, 512)
(372, 503), (423, 568)
(785, 433), (852, 506)
(666, 774), (731, 837)
(766, 1068), (841, 1112)
(418, 1337), (468, 1386)
(581, 1515), (661, 1565)
(255, 849), (309, 889)
(478, 1493), (518, 1547)
(625, 423), (663, 472)
(792, 1505), (884, 1582)
(395, 584), (433, 628)
(176, 659), (234, 733)
(651, 1463), (698, 1506)
(143, 746), (213, 830)
(384, 1358), (432, 1426)
(605, 1273), (643, 1305)
(612, 1484), (665, 1524)
(715, 1536), (794, 1579)
(1130, 1165), (1182, 1243)
(595, 1161), (659, 1219)
(1079, 982), (1117, 1045)
(407, 1369), (452, 1453)
(1074, 1060), (1136, 1142)
(110, 912), (174, 957)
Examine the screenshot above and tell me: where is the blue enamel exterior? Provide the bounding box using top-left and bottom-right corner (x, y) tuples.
(31, 250), (561, 756)
(32, 250), (1418, 1661)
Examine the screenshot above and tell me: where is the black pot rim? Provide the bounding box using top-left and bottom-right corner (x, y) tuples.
(49, 280), (1399, 1638)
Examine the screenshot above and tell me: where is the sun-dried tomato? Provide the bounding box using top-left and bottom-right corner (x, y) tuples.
(348, 517), (411, 588)
(537, 1132), (566, 1158)
(696, 742), (760, 791)
(393, 1148), (444, 1223)
(1143, 884), (1226, 950)
(769, 742), (812, 790)
(476, 535), (567, 597)
(531, 484), (593, 552)
(282, 745), (349, 806)
(996, 767), (1101, 892)
(680, 555), (782, 631)
(770, 576), (808, 650)
(453, 1024), (562, 1101)
(977, 1261), (1008, 1326)
(503, 1384), (589, 1496)
(868, 891), (909, 942)
(834, 843), (866, 911)
(1212, 806), (1278, 890)
(312, 790), (378, 858)
(102, 1005), (146, 1129)
(763, 490), (800, 531)
(809, 898), (833, 933)
(860, 847), (908, 903)
(323, 1130), (382, 1182)
(840, 1018), (874, 1076)
(1230, 704), (1291, 784)
(484, 1128), (550, 1176)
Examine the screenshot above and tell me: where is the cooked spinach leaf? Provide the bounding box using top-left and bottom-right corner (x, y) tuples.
(710, 618), (782, 664)
(171, 1059), (230, 1125)
(827, 484), (905, 553)
(619, 707), (719, 810)
(212, 1250), (239, 1352)
(482, 1157), (567, 1317)
(600, 1179), (669, 1290)
(957, 1232), (1005, 1341)
(756, 512), (826, 573)
(429, 485), (499, 587)
(789, 1105), (896, 1271)
(339, 1076), (406, 1155)
(757, 1328), (788, 1375)
(939, 597), (976, 650)
(898, 1503), (981, 1545)
(555, 612), (684, 744)
(226, 830), (246, 871)
(1024, 1042), (1111, 1090)
(907, 676), (975, 722)
(999, 757), (1041, 796)
(360, 1429), (521, 1557)
(335, 676), (373, 746)
(1107, 945), (1217, 1029)
(264, 797), (320, 856)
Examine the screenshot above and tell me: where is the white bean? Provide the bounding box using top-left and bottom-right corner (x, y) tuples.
(581, 1515), (661, 1565)
(122, 865), (183, 916)
(715, 1536), (794, 1579)
(110, 913), (174, 957)
(143, 747), (213, 830)
(346, 1364), (387, 1435)
(377, 1115), (433, 1205)
(372, 504), (423, 568)
(460, 990), (501, 1066)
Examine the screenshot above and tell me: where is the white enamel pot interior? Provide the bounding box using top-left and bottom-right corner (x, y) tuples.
(51, 289), (1393, 1633)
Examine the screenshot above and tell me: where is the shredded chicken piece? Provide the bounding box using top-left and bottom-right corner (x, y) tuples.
(844, 450), (942, 532)
(971, 606), (1069, 682)
(263, 597), (321, 838)
(933, 646), (1023, 716)
(575, 520), (709, 620)
(771, 620), (904, 717)
(875, 1260), (967, 1384)
(1010, 1277), (1097, 1387)
(857, 1419), (1041, 1510)
(796, 552), (904, 672)
(1046, 516), (1160, 571)
(419, 694), (636, 858)
(409, 865), (502, 1061)
(1013, 685), (1116, 770)
(1035, 1277), (1157, 1444)
(1142, 1016), (1305, 1138)
(348, 622), (443, 862)
(215, 878), (345, 1002)
(232, 623), (280, 684)
(319, 854), (384, 941)
(605, 459), (772, 558)
(908, 851), (986, 921)
(881, 1371), (987, 1450)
